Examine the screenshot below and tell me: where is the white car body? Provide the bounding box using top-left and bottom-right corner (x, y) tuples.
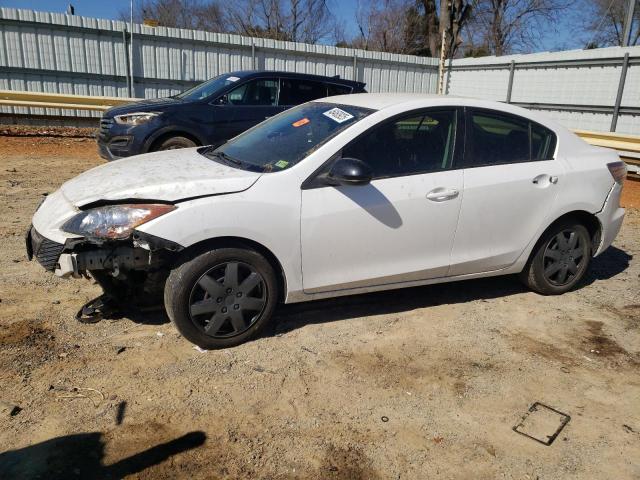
(32, 93), (625, 304)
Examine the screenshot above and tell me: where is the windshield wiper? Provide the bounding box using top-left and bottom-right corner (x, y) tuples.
(216, 151), (243, 166)
(204, 149), (243, 167)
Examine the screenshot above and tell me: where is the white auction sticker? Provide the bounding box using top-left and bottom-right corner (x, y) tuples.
(226, 76), (240, 82)
(322, 107), (354, 123)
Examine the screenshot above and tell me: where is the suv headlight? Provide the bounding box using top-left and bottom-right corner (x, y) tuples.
(62, 204), (176, 240)
(113, 112), (161, 126)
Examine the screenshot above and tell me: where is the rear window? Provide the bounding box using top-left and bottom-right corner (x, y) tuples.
(467, 110), (556, 166)
(327, 84), (352, 96)
(531, 123), (556, 160)
(279, 79), (327, 105)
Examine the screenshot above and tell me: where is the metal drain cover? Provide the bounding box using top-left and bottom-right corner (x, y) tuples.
(513, 402), (570, 446)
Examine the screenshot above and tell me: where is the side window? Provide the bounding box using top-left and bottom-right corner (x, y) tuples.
(468, 110), (557, 166)
(279, 79), (326, 105)
(342, 110), (457, 179)
(227, 79), (278, 106)
(327, 83), (352, 96)
(531, 123), (556, 160)
(469, 112), (529, 165)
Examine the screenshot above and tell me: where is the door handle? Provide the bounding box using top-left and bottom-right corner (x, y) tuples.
(532, 174), (559, 185)
(426, 187), (459, 202)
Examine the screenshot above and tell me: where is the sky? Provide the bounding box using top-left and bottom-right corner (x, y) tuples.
(0, 0), (360, 31)
(0, 0), (579, 53)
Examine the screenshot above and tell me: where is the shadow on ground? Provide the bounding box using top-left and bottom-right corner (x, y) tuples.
(0, 431), (206, 480)
(271, 245), (632, 335)
(584, 245), (632, 283)
(92, 246), (632, 336)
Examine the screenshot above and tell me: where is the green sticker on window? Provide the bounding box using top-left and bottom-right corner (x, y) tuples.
(275, 160), (289, 169)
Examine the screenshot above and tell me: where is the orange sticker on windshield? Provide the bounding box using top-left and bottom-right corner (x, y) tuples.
(292, 118), (310, 127)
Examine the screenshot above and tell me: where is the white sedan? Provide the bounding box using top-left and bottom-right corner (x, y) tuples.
(28, 93), (626, 348)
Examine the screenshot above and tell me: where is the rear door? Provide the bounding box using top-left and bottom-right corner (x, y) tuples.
(449, 108), (563, 276)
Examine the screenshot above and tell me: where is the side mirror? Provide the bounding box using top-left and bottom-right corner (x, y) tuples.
(327, 158), (372, 186)
(214, 95), (228, 105)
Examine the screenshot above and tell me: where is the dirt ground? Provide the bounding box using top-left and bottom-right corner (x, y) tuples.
(0, 136), (639, 479)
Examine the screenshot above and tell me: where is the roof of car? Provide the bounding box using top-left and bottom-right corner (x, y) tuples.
(315, 92), (577, 138)
(227, 70), (365, 88)
(315, 92), (459, 110)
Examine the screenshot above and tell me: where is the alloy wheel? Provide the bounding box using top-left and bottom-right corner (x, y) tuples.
(188, 261), (267, 338)
(542, 229), (587, 286)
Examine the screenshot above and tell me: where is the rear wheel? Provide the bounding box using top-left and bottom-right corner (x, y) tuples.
(155, 136), (197, 151)
(520, 220), (591, 295)
(164, 247), (278, 349)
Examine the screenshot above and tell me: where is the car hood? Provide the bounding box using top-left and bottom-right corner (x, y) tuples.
(104, 97), (186, 117)
(61, 148), (262, 207)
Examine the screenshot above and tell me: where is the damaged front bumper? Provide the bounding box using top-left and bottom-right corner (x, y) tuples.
(26, 224), (181, 278)
(54, 247), (151, 278)
(26, 226), (65, 272)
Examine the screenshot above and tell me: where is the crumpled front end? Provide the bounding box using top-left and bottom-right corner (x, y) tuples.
(27, 189), (183, 308)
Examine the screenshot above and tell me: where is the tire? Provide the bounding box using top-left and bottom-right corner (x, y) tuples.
(519, 220), (592, 295)
(155, 136), (197, 151)
(164, 247), (278, 349)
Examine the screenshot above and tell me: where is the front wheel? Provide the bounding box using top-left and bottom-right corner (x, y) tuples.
(520, 221), (592, 295)
(165, 247), (279, 349)
(155, 136), (197, 151)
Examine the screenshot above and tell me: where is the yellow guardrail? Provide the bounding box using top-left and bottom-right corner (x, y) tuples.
(575, 129), (640, 180)
(0, 90), (638, 179)
(0, 90), (137, 111)
(574, 130), (640, 156)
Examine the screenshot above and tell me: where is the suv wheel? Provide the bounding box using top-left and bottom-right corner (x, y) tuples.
(165, 247), (278, 349)
(520, 220), (592, 295)
(156, 136), (197, 151)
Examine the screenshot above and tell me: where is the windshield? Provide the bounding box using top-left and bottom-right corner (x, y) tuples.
(175, 74), (244, 101)
(201, 102), (373, 172)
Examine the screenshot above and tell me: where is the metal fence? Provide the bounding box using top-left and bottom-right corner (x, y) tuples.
(0, 7), (438, 124)
(1, 7), (639, 135)
(445, 47), (640, 135)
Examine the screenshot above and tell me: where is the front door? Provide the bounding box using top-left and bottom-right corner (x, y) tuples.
(213, 78), (283, 141)
(301, 108), (464, 293)
(449, 108), (564, 276)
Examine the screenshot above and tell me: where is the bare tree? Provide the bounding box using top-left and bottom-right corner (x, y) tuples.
(352, 0), (412, 53)
(350, 0), (471, 57)
(467, 0), (573, 55)
(123, 0), (226, 31)
(123, 0), (337, 42)
(226, 0), (337, 43)
(582, 0), (639, 47)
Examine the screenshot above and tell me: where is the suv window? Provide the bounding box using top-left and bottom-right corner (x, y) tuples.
(467, 110), (556, 166)
(327, 83), (352, 96)
(342, 109), (457, 179)
(279, 79), (327, 105)
(227, 79), (278, 106)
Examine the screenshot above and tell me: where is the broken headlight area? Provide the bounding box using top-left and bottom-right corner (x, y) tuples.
(53, 204), (181, 309)
(62, 204), (176, 240)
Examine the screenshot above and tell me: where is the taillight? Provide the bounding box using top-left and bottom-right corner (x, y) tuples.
(607, 161), (627, 185)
